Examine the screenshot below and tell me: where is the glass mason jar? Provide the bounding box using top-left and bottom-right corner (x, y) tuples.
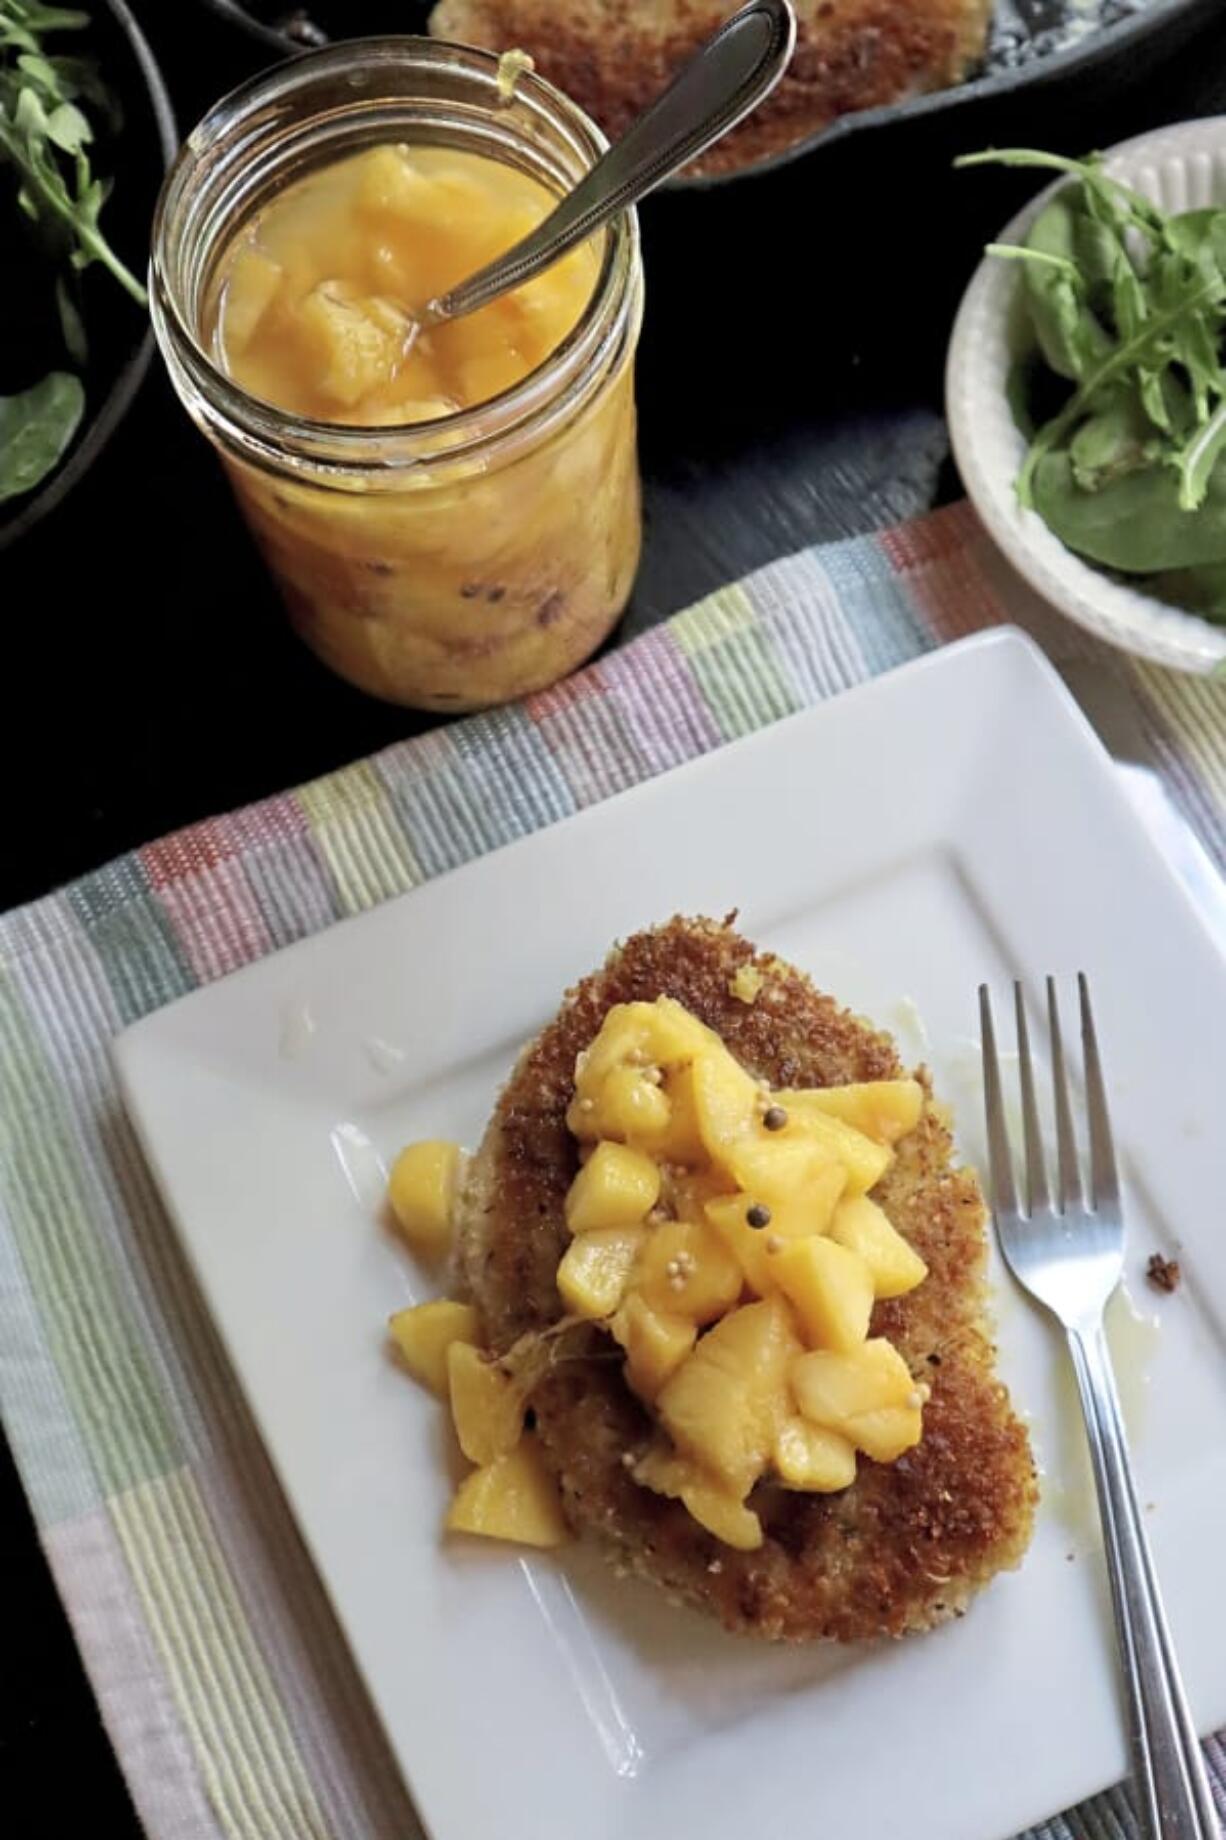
(150, 39), (644, 713)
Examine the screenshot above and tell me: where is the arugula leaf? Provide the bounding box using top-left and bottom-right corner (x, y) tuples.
(1, 3), (146, 501)
(0, 0), (145, 303)
(1165, 208), (1226, 258)
(982, 243), (1079, 281)
(44, 96), (88, 150)
(1067, 387), (1156, 493)
(1032, 450), (1226, 573)
(962, 143), (1226, 590)
(1174, 399), (1226, 511)
(0, 370), (84, 501)
(956, 148), (1167, 240)
(1017, 262), (1226, 506)
(1002, 193), (1113, 383)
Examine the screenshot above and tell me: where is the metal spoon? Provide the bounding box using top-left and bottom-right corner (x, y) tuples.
(418, 0), (796, 330)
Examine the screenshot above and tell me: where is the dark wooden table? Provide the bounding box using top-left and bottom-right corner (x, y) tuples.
(5, 5), (1226, 1829)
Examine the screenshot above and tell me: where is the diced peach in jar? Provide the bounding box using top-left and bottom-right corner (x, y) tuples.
(828, 1196), (928, 1299)
(297, 283), (406, 408)
(556, 1223), (646, 1318)
(459, 347), (529, 405)
(362, 294), (413, 341)
(221, 247), (283, 355)
(388, 1299), (479, 1396)
(366, 237), (412, 295)
(565, 1141), (660, 1233)
(446, 1437), (568, 1548)
(356, 144), (440, 221)
(438, 303), (519, 367)
(216, 144), (601, 427)
(511, 249), (593, 365)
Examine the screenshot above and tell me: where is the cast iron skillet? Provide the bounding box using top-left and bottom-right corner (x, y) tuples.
(0, 0), (177, 552)
(191, 0), (1220, 186)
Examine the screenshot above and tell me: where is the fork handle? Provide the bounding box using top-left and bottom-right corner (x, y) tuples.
(1067, 1322), (1220, 1838)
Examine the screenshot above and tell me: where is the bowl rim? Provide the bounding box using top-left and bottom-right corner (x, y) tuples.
(0, 0), (179, 554)
(946, 114), (1226, 676)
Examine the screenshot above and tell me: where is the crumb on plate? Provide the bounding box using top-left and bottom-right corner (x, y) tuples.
(1145, 1252), (1181, 1295)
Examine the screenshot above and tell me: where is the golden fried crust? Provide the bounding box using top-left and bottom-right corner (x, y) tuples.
(458, 917), (1036, 1642)
(428, 0), (993, 176)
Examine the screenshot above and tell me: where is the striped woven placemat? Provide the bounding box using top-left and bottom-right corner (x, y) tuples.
(2, 500), (1223, 1840)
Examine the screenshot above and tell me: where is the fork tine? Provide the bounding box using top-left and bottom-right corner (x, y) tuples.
(1014, 984), (1050, 1215)
(979, 986), (1019, 1221)
(1047, 977), (1083, 1212)
(1079, 973), (1120, 1212)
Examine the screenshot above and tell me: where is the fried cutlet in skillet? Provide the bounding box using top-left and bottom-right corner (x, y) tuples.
(456, 916), (1036, 1641)
(428, 0), (993, 177)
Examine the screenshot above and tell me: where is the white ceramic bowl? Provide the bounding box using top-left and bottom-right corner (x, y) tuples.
(947, 118), (1226, 674)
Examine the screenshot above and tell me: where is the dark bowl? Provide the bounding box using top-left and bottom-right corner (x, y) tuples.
(192, 0), (1220, 186)
(0, 0), (178, 552)
(689, 0), (1225, 188)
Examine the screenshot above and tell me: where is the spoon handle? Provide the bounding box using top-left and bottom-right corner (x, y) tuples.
(428, 0), (795, 324)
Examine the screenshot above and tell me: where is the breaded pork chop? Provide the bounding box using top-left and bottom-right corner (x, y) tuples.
(429, 0), (993, 177)
(458, 917), (1035, 1641)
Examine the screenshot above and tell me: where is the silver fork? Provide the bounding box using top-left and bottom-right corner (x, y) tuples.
(979, 976), (1219, 1840)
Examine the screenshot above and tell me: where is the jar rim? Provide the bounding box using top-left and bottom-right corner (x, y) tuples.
(149, 36), (642, 485)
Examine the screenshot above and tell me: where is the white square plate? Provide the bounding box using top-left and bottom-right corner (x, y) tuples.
(116, 630), (1226, 1840)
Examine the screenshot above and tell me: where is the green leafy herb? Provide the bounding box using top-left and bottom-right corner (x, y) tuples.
(959, 147), (1226, 617)
(1017, 263), (1223, 507)
(0, 2), (146, 303)
(0, 370), (84, 500)
(1067, 390), (1156, 494)
(982, 243), (1081, 282)
(1175, 398), (1226, 511)
(956, 148), (1167, 239)
(1032, 451), (1226, 573)
(1009, 191), (1113, 384)
(1, 2), (145, 502)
